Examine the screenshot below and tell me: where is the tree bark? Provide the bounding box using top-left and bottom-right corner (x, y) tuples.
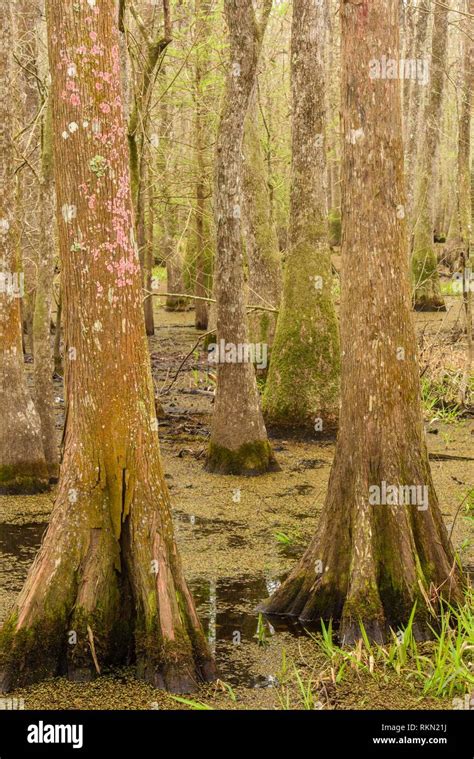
(193, 0), (214, 331)
(410, 1), (447, 311)
(242, 90), (281, 349)
(0, 0), (214, 694)
(0, 1), (49, 494)
(404, 0), (430, 224)
(262, 0), (340, 433)
(259, 0), (463, 643)
(33, 22), (60, 480)
(206, 0), (276, 474)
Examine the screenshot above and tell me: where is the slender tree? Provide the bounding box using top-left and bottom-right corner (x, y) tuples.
(0, 1), (49, 495)
(206, 0), (276, 474)
(0, 0), (214, 693)
(127, 1), (171, 335)
(193, 0), (214, 330)
(410, 1), (448, 310)
(259, 0), (463, 642)
(262, 0), (340, 433)
(242, 90), (281, 349)
(404, 0), (430, 224)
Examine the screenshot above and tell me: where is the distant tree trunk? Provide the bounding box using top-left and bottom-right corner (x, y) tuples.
(0, 2), (49, 495)
(326, 0), (341, 246)
(127, 1), (171, 334)
(33, 95), (59, 479)
(193, 0), (213, 331)
(242, 90), (281, 348)
(411, 2), (447, 311)
(457, 0), (473, 405)
(143, 157), (155, 335)
(53, 291), (62, 375)
(262, 0), (340, 433)
(0, 0), (214, 693)
(207, 0), (276, 475)
(405, 0), (430, 224)
(260, 0), (462, 642)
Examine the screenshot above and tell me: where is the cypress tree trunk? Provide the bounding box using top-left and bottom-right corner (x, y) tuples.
(0, 0), (214, 693)
(193, 0), (213, 331)
(33, 90), (59, 480)
(410, 2), (447, 311)
(404, 0), (430, 224)
(127, 3), (170, 334)
(206, 0), (276, 475)
(262, 0), (340, 434)
(259, 0), (463, 643)
(0, 2), (49, 495)
(457, 0), (473, 404)
(242, 91), (281, 349)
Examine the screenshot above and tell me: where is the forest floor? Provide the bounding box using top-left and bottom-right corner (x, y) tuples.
(0, 286), (473, 711)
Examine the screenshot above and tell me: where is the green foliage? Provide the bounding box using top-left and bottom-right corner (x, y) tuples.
(421, 377), (464, 423)
(311, 592), (474, 698)
(89, 155), (108, 179)
(169, 695), (213, 710)
(254, 612), (270, 647)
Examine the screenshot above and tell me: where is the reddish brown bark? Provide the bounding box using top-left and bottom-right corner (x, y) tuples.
(259, 0), (463, 643)
(207, 0), (276, 475)
(0, 0), (214, 693)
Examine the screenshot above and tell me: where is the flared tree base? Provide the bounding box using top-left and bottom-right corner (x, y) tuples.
(206, 439), (279, 475)
(0, 485), (216, 694)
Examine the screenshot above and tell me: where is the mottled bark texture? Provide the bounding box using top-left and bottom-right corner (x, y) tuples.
(0, 2), (49, 494)
(259, 0), (463, 643)
(127, 2), (170, 335)
(404, 0), (430, 224)
(457, 0), (473, 405)
(262, 0), (340, 433)
(33, 92), (59, 480)
(0, 0), (214, 694)
(193, 0), (214, 331)
(242, 91), (281, 349)
(207, 0), (276, 474)
(410, 2), (447, 310)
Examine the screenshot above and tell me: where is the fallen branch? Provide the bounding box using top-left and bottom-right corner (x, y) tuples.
(143, 290), (279, 313)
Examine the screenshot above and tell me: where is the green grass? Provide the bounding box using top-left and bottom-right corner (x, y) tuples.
(309, 591), (474, 698)
(421, 377), (464, 423)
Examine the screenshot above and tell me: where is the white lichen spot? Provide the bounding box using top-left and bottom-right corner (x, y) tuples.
(93, 320), (103, 332)
(62, 131), (69, 140)
(87, 0), (96, 7)
(396, 204), (405, 219)
(0, 218), (10, 235)
(62, 204), (77, 223)
(82, 120), (89, 129)
(68, 122), (79, 133)
(67, 63), (77, 78)
(347, 127), (365, 144)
